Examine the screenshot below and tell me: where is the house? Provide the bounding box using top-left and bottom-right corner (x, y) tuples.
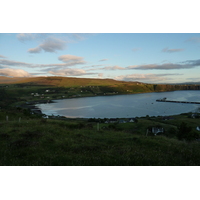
(34, 93), (39, 97)
(129, 118), (136, 123)
(151, 127), (164, 135)
(147, 126), (164, 136)
(191, 113), (200, 119)
(196, 126), (200, 131)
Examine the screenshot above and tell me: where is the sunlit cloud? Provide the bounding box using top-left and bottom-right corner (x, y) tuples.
(115, 73), (181, 83)
(20, 33), (93, 54)
(0, 68), (32, 77)
(162, 47), (184, 53)
(72, 33), (90, 41)
(0, 54), (87, 69)
(132, 48), (141, 52)
(58, 55), (85, 63)
(99, 59), (108, 62)
(98, 73), (104, 78)
(186, 37), (200, 43)
(16, 33), (37, 42)
(128, 59), (200, 70)
(41, 54), (87, 68)
(0, 59), (33, 67)
(28, 37), (66, 53)
(28, 47), (41, 53)
(48, 68), (90, 76)
(82, 65), (103, 69)
(0, 55), (6, 58)
(87, 65), (125, 71)
(40, 37), (66, 52)
(102, 66), (125, 70)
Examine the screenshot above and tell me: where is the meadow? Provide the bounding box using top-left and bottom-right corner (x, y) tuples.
(0, 109), (200, 165)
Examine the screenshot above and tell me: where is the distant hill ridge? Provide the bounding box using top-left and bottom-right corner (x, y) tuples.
(0, 76), (141, 87)
(0, 76), (200, 93)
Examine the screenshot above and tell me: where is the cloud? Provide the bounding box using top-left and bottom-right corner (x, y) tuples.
(87, 65), (125, 71)
(0, 55), (87, 69)
(186, 37), (200, 43)
(42, 54), (87, 68)
(99, 59), (108, 62)
(59, 55), (84, 63)
(162, 47), (184, 53)
(98, 73), (104, 78)
(0, 68), (31, 77)
(82, 65), (103, 69)
(132, 48), (141, 52)
(17, 33), (37, 42)
(39, 37), (66, 52)
(48, 68), (87, 76)
(0, 55), (6, 58)
(128, 59), (200, 70)
(0, 59), (32, 67)
(28, 37), (66, 53)
(115, 73), (181, 83)
(71, 33), (90, 41)
(28, 47), (41, 53)
(183, 59), (200, 66)
(103, 66), (126, 70)
(18, 34), (93, 54)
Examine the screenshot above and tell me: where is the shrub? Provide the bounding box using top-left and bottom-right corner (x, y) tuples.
(177, 122), (198, 141)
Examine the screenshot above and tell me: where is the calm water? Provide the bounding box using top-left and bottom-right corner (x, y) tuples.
(36, 90), (200, 118)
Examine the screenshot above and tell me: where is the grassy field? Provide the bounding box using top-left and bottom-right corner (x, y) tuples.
(0, 111), (200, 166)
(1, 77), (200, 165)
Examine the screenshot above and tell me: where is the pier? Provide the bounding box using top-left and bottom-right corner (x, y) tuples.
(156, 98), (200, 104)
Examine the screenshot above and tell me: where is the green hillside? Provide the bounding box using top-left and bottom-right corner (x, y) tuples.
(1, 76), (199, 92)
(0, 76), (139, 87)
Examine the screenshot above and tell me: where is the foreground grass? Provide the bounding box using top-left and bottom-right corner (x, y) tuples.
(0, 118), (200, 166)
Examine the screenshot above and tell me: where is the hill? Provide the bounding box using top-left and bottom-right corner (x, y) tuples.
(1, 76), (200, 94)
(0, 76), (138, 86)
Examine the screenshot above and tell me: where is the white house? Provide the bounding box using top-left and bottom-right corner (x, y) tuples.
(129, 118), (135, 123)
(150, 127), (164, 135)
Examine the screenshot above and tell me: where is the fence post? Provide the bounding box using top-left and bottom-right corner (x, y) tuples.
(146, 129), (148, 137)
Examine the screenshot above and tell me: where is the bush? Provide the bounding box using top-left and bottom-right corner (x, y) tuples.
(177, 122), (198, 141)
(166, 127), (177, 137)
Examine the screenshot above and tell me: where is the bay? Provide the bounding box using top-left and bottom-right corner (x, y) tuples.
(36, 90), (200, 118)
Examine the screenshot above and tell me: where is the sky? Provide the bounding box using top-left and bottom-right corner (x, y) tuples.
(0, 33), (200, 84)
(1, 0), (200, 199)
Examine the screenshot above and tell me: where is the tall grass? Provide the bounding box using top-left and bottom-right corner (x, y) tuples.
(0, 118), (200, 166)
